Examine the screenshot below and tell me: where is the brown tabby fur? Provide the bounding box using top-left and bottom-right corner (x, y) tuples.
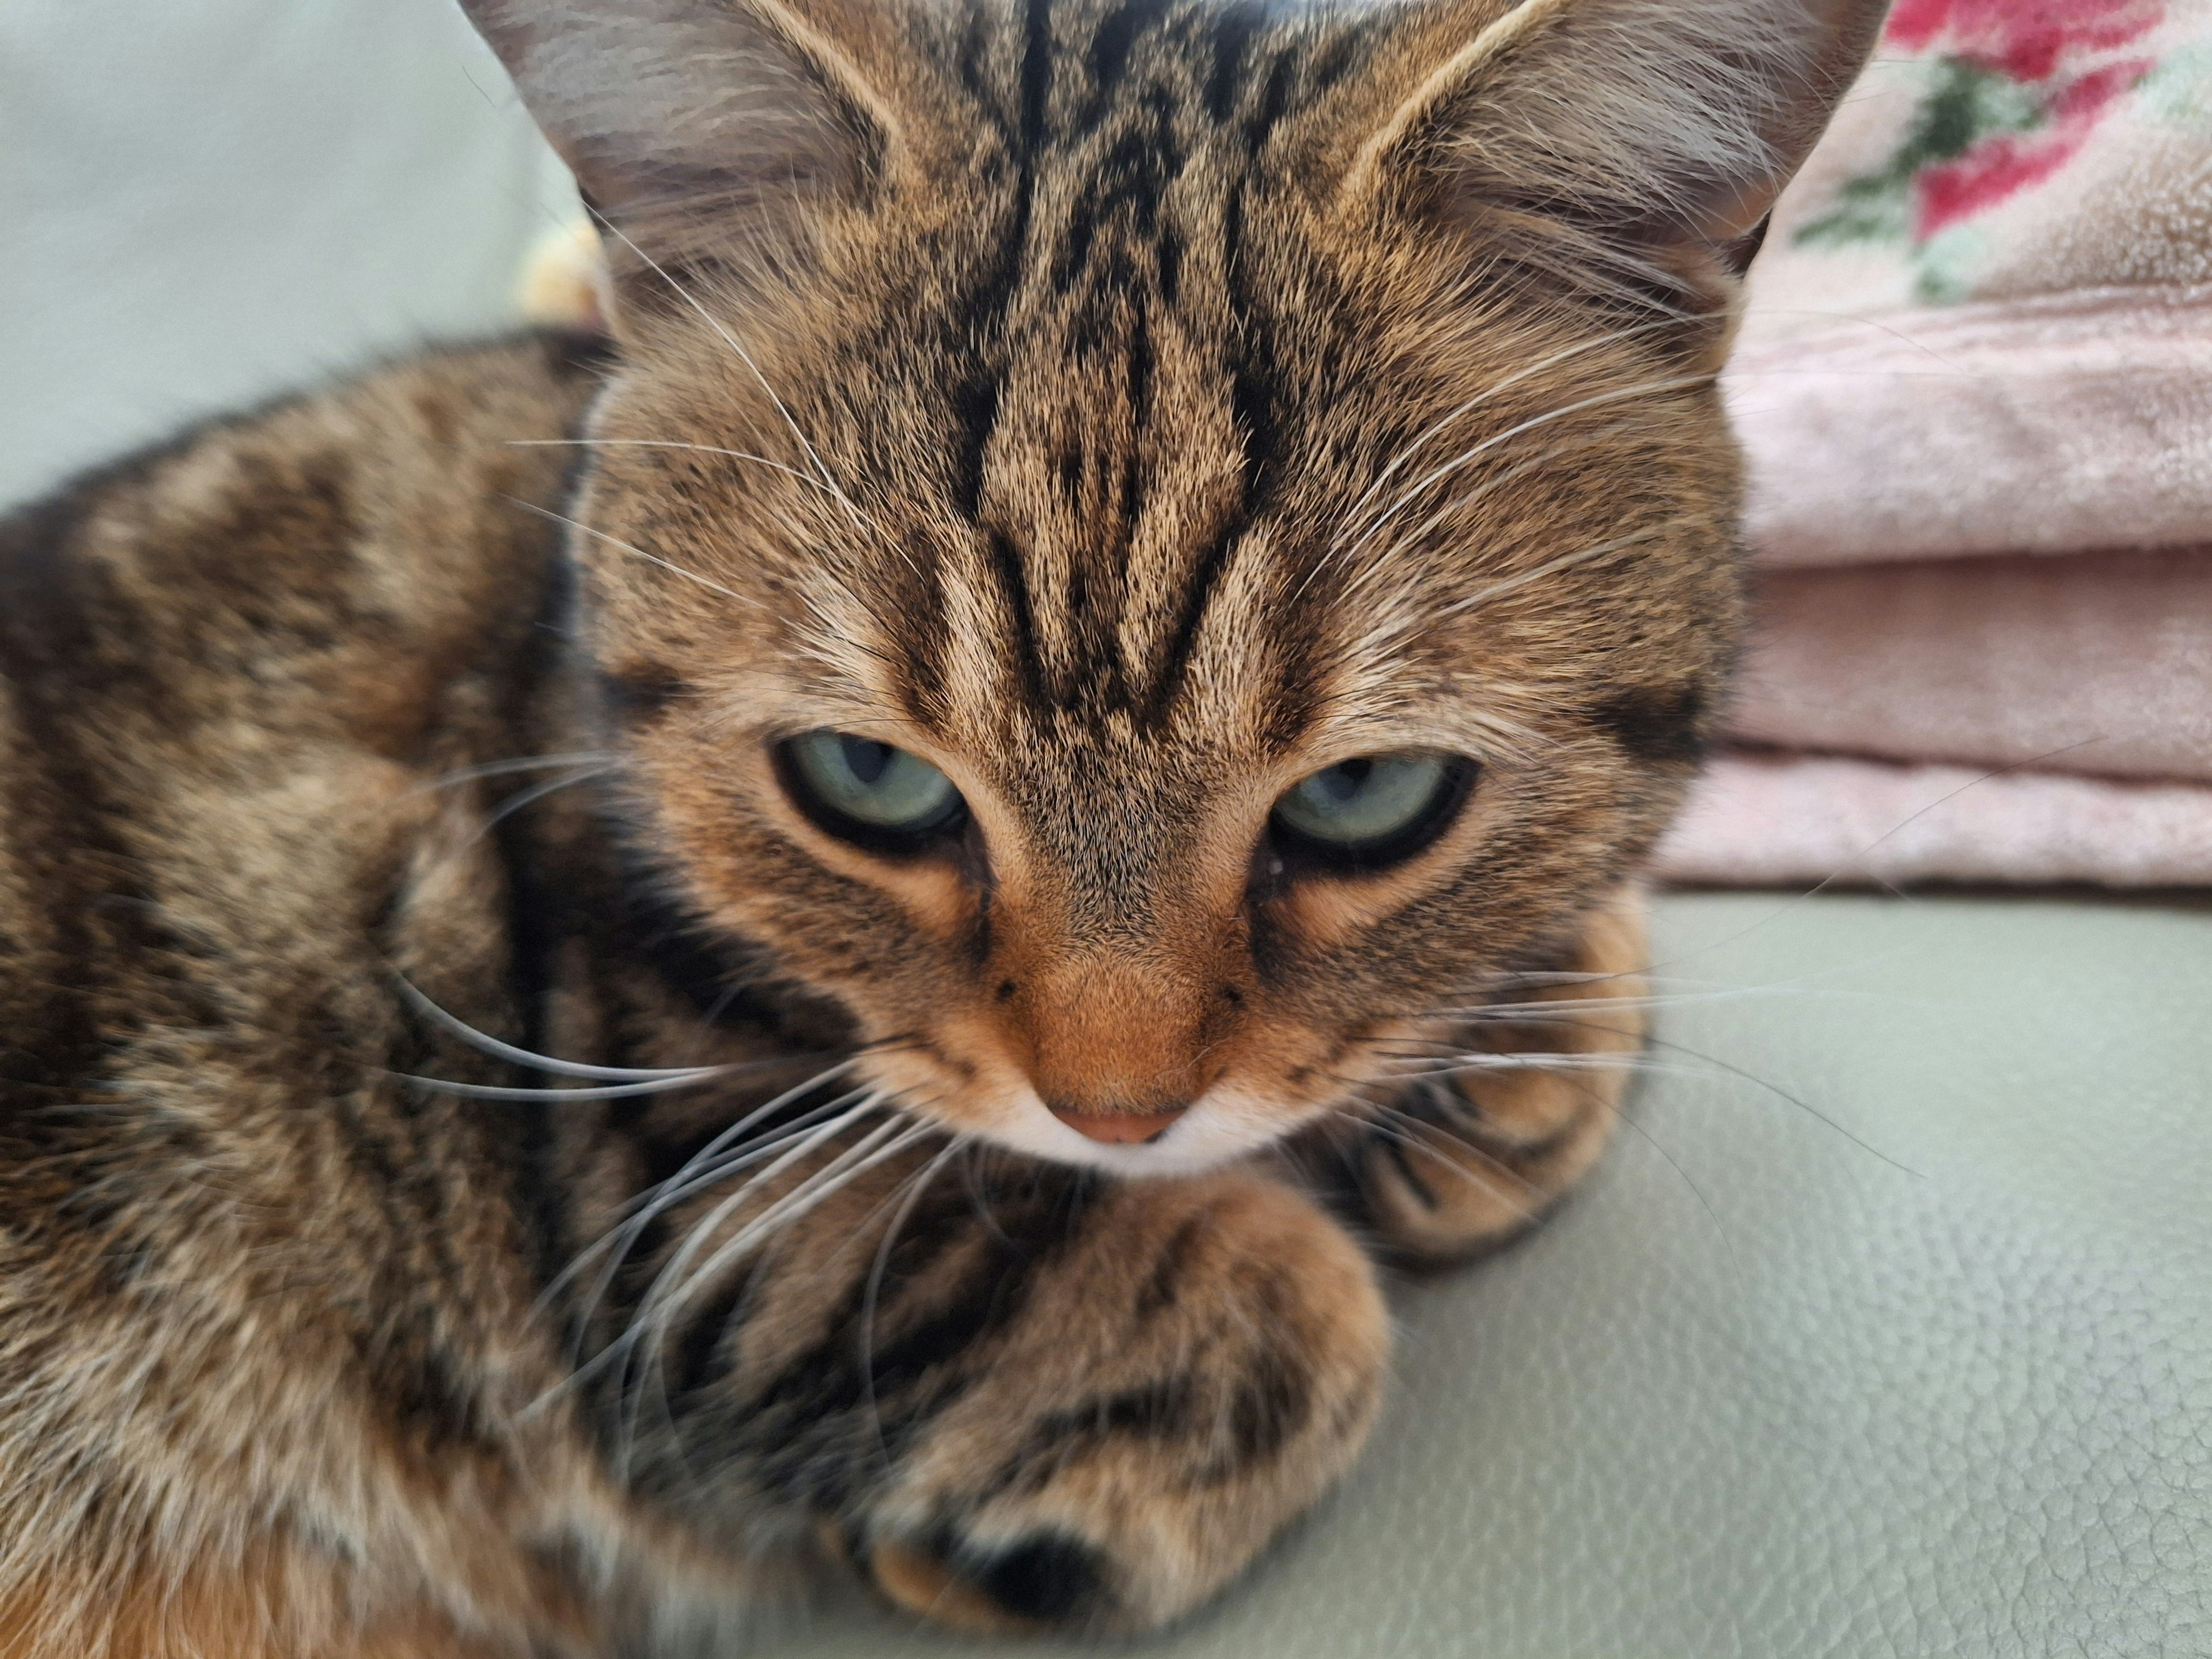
(0, 0), (1879, 1651)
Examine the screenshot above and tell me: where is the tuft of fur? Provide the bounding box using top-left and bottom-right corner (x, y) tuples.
(0, 1), (1880, 1650)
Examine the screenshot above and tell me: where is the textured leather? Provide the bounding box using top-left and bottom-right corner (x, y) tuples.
(793, 894), (2212, 1657)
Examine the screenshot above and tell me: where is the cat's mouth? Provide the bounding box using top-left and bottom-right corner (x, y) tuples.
(860, 1044), (1329, 1175)
(994, 1084), (1298, 1175)
(844, 1005), (1419, 1176)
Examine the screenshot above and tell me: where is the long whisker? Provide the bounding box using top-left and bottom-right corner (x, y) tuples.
(1370, 1020), (1921, 1179)
(1328, 372), (1714, 581)
(1636, 737), (2113, 985)
(612, 1116), (934, 1474)
(1299, 317), (1686, 603)
(1415, 987), (1858, 1029)
(1430, 517), (1707, 621)
(1338, 426), (1640, 601)
(1368, 1050), (1671, 1074)
(586, 213), (849, 505)
(550, 1040), (915, 1332)
(622, 1116), (941, 1477)
(391, 974), (826, 1084)
(502, 495), (766, 612)
(859, 1135), (967, 1465)
(469, 764), (612, 842)
(408, 751), (615, 794)
(541, 1090), (889, 1404)
(542, 1079), (874, 1379)
(1353, 1104), (1541, 1218)
(391, 1071), (767, 1103)
(1608, 1101), (1748, 1287)
(507, 437), (847, 499)
(1636, 1030), (1922, 1177)
(603, 1111), (911, 1389)
(581, 215), (924, 587)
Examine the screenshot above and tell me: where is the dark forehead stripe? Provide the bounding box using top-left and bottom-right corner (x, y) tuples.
(933, 0), (1335, 721)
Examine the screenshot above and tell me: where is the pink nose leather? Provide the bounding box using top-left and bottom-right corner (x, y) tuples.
(1049, 1107), (1187, 1145)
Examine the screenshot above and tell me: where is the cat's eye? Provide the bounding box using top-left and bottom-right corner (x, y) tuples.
(778, 729), (965, 850)
(1270, 753), (1474, 871)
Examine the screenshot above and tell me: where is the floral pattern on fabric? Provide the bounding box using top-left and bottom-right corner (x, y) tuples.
(1796, 0), (2166, 298)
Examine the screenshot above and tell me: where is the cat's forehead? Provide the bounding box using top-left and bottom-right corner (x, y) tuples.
(595, 0), (1710, 773)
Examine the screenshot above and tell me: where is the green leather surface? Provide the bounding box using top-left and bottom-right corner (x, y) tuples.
(784, 893), (2212, 1658)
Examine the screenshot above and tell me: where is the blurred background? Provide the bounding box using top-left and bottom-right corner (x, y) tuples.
(0, 0), (574, 509)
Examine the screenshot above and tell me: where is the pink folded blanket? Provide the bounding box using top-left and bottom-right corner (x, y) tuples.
(1656, 0), (2212, 889)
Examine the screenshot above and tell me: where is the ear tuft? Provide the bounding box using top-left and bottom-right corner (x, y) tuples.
(1357, 0), (1886, 305)
(460, 0), (895, 278)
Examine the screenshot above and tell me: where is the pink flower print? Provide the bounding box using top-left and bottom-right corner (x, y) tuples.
(1913, 56), (2152, 236)
(1885, 0), (2163, 85)
(1796, 0), (2165, 289)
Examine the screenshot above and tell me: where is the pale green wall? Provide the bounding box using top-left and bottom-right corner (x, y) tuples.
(1, 0), (578, 508)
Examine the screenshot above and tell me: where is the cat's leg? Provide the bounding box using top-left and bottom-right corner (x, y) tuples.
(653, 1152), (1388, 1635)
(1335, 885), (1647, 1264)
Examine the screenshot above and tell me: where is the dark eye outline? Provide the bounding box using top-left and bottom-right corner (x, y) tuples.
(1266, 754), (1479, 876)
(770, 733), (969, 856)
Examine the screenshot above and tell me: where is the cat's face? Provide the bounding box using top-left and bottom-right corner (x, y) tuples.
(471, 0), (1874, 1172)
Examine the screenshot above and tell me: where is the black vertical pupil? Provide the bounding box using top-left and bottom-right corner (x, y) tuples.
(1316, 758), (1373, 804)
(840, 736), (895, 785)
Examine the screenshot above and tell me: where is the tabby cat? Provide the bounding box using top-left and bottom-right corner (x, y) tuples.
(0, 0), (1877, 1652)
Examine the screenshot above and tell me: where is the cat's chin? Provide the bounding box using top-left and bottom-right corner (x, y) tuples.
(945, 1085), (1313, 1178)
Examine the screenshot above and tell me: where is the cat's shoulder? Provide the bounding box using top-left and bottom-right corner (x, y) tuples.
(0, 331), (609, 684)
(0, 330), (608, 751)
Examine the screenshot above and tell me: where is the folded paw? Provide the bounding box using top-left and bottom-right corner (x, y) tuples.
(839, 1171), (1388, 1634)
(1342, 889), (1648, 1264)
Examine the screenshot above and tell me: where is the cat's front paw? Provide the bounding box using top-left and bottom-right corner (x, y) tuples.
(1343, 890), (1647, 1264)
(843, 1171), (1387, 1634)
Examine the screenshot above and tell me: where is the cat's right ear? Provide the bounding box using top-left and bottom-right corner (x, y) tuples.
(458, 0), (904, 290)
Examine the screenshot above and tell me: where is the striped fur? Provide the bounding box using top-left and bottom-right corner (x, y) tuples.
(0, 0), (1878, 1649)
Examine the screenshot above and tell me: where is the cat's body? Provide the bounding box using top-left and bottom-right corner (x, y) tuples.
(0, 0), (1878, 1652)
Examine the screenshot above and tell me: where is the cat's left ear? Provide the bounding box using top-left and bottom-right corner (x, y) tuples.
(1344, 0), (1887, 301)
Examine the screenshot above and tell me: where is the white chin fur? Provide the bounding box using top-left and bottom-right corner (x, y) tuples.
(968, 1085), (1308, 1177)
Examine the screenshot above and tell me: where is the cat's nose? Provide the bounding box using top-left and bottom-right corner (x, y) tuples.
(1047, 1103), (1190, 1145)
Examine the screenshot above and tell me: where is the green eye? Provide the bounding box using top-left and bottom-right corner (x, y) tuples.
(1271, 753), (1471, 869)
(781, 730), (964, 847)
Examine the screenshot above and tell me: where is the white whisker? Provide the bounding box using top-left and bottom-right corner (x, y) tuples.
(408, 751), (615, 794)
(469, 763), (612, 841)
(502, 495), (765, 612)
(507, 437), (846, 499)
(610, 1116), (935, 1473)
(392, 1071), (753, 1103)
(588, 215), (844, 498)
(1372, 1051), (1664, 1074)
(1357, 1105), (1540, 1213)
(1429, 518), (1705, 621)
(1331, 373), (1712, 581)
(539, 1096), (885, 1407)
(858, 1135), (967, 1464)
(584, 214), (921, 584)
(634, 1113), (923, 1347)
(1294, 318), (1685, 604)
(392, 974), (825, 1083)
(1339, 427), (1638, 604)
(1423, 984), (1843, 1020)
(526, 1090), (890, 1417)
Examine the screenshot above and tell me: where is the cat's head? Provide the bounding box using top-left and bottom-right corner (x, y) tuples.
(467, 0), (1877, 1172)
